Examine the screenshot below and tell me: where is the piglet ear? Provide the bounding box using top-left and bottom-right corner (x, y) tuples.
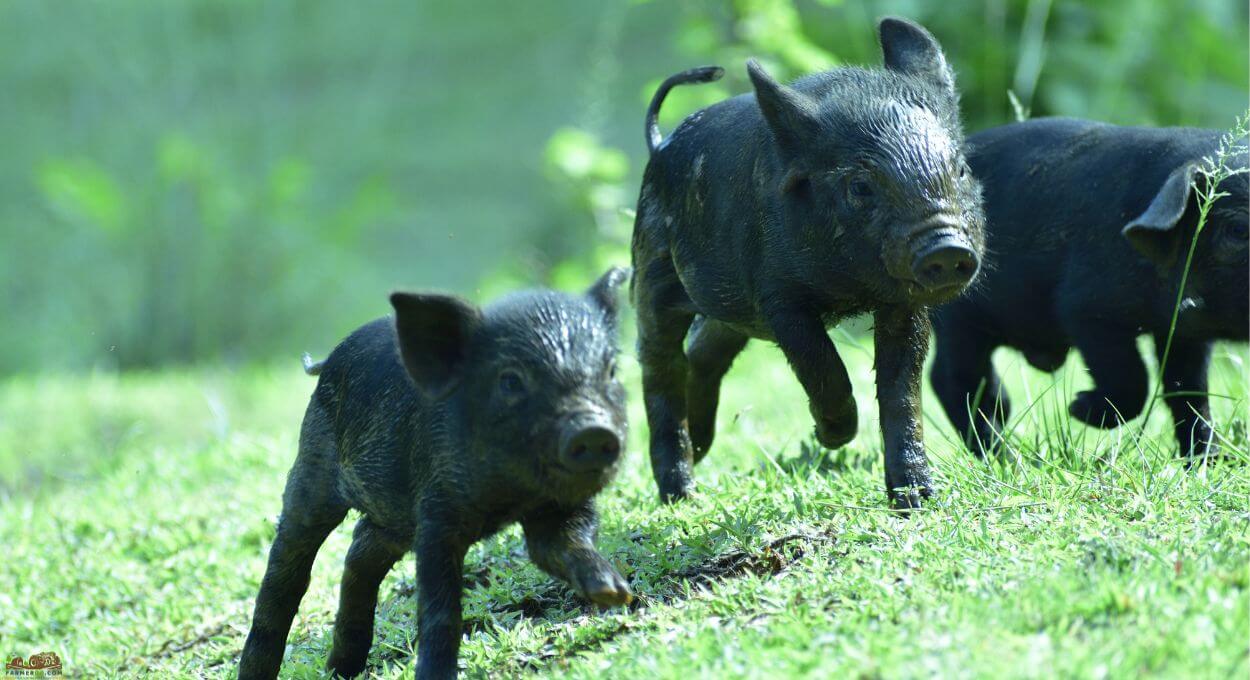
(1122, 163), (1198, 269)
(585, 266), (630, 322)
(747, 58), (820, 157)
(390, 292), (483, 398)
(879, 17), (955, 97)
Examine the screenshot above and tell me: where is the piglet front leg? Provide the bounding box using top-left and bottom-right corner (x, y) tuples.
(766, 304), (859, 450)
(1155, 335), (1218, 462)
(523, 503), (632, 608)
(414, 527), (468, 680)
(874, 306), (935, 509)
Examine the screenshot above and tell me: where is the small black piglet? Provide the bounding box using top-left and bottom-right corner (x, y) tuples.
(632, 18), (986, 508)
(931, 117), (1248, 459)
(239, 268), (632, 680)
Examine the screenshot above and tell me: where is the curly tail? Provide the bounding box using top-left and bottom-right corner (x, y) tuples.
(646, 65), (724, 155)
(301, 352), (324, 376)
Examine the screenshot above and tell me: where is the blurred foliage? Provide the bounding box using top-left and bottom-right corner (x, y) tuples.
(0, 0), (1245, 373)
(481, 128), (635, 299)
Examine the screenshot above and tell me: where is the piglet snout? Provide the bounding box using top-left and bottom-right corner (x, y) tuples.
(560, 421), (622, 472)
(912, 237), (979, 290)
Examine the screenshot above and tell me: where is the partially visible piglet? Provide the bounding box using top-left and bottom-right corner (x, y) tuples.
(930, 118), (1248, 460)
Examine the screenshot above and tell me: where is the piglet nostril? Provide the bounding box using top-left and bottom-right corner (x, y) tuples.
(560, 425), (622, 472)
(912, 242), (979, 290)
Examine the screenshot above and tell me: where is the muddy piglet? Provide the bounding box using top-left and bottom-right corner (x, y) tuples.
(239, 268), (632, 680)
(632, 18), (985, 508)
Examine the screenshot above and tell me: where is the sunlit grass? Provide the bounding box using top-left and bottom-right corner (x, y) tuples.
(0, 337), (1246, 678)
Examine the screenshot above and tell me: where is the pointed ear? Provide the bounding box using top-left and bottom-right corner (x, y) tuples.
(879, 17), (955, 96)
(1122, 164), (1199, 269)
(746, 58), (820, 157)
(389, 292), (482, 398)
(586, 266), (630, 322)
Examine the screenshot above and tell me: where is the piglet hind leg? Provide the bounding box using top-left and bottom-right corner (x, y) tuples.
(634, 256), (698, 503)
(325, 518), (407, 678)
(685, 317), (750, 464)
(929, 318), (1011, 458)
(523, 503), (632, 608)
(874, 307), (935, 510)
(1068, 324), (1148, 429)
(239, 425), (349, 680)
(1154, 335), (1218, 462)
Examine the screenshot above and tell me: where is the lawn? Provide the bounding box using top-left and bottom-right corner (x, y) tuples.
(1, 333), (1246, 678)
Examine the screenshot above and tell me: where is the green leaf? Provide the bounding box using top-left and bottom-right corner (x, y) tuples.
(36, 157), (128, 234)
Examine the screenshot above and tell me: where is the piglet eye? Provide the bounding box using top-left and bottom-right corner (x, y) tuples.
(849, 179), (875, 200)
(498, 370), (525, 396)
(608, 361), (618, 380)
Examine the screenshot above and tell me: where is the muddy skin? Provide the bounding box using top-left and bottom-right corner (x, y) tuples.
(631, 17), (985, 509)
(929, 118), (1248, 460)
(238, 268), (632, 680)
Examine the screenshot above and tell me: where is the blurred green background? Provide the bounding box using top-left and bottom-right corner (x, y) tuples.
(2, 0), (1246, 374)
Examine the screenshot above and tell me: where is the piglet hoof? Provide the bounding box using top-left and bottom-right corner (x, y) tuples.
(571, 561), (633, 608)
(656, 466), (695, 504)
(659, 487), (692, 504)
(888, 485), (931, 512)
(1182, 445), (1228, 469)
(812, 398), (858, 450)
(326, 654), (369, 679)
(1068, 391), (1130, 429)
(968, 438), (993, 460)
(813, 419), (856, 450)
(885, 468), (933, 512)
(1182, 453), (1211, 470)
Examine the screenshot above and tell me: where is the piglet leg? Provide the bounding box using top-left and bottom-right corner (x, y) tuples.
(1155, 335), (1216, 461)
(414, 526), (467, 680)
(766, 305), (858, 451)
(874, 306), (934, 509)
(1069, 324), (1147, 428)
(326, 518), (406, 678)
(523, 502), (632, 608)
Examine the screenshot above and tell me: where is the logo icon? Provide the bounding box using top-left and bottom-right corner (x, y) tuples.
(5, 653), (63, 677)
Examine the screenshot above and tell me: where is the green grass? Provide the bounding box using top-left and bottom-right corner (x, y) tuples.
(1, 337), (1247, 678)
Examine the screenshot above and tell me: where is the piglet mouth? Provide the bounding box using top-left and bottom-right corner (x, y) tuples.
(543, 458), (619, 504)
(548, 459), (618, 479)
